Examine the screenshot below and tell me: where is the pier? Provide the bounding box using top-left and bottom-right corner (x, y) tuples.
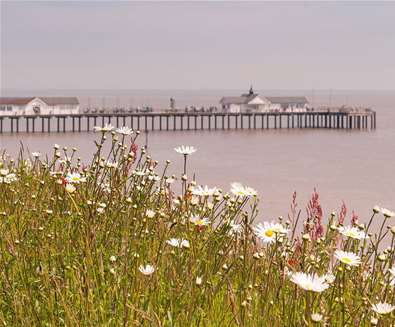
(0, 111), (376, 134)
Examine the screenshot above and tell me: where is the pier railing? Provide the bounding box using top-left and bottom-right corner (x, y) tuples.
(0, 111), (376, 134)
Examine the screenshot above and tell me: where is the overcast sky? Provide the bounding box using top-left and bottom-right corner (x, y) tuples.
(1, 1), (394, 90)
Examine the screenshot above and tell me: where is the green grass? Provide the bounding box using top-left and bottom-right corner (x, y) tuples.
(0, 129), (394, 326)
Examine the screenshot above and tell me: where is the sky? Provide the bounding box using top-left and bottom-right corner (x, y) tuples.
(1, 1), (395, 90)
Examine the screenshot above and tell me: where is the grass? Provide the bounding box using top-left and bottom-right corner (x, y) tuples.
(0, 127), (394, 326)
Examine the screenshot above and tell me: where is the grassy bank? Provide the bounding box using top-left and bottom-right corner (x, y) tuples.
(0, 126), (394, 326)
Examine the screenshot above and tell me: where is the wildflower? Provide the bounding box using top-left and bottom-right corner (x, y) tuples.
(290, 272), (330, 292)
(254, 222), (288, 244)
(0, 169), (9, 176)
(105, 160), (118, 169)
(190, 196), (199, 205)
(311, 313), (323, 322)
(190, 215), (210, 227)
(146, 209), (155, 218)
(195, 276), (203, 285)
(116, 126), (133, 135)
(371, 302), (395, 315)
(229, 222), (243, 235)
(32, 152), (41, 158)
(131, 143), (138, 157)
(166, 238), (190, 249)
(97, 207), (105, 214)
(373, 205), (381, 214)
(382, 208), (395, 218)
(65, 184), (76, 193)
(139, 264), (155, 275)
(192, 185), (217, 197)
(334, 250), (361, 266)
(133, 169), (147, 176)
(174, 145), (196, 155)
(378, 254), (387, 262)
(93, 124), (114, 133)
(0, 172), (17, 184)
(65, 172), (86, 184)
(338, 225), (368, 240)
(165, 177), (175, 184)
(110, 255), (117, 262)
(323, 272), (336, 284)
(230, 182), (257, 197)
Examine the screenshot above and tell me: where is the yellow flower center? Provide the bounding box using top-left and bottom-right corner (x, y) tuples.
(341, 257), (352, 264)
(345, 231), (357, 238)
(265, 230), (274, 237)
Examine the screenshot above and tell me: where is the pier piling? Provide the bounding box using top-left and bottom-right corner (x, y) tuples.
(0, 111), (376, 134)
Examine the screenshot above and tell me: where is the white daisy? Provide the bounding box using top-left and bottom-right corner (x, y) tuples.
(254, 222), (289, 244)
(65, 184), (76, 193)
(0, 173), (18, 184)
(338, 226), (368, 240)
(0, 169), (9, 176)
(32, 152), (41, 158)
(105, 160), (118, 169)
(192, 185), (217, 197)
(334, 250), (361, 267)
(311, 313), (323, 322)
(133, 169), (147, 177)
(166, 238), (190, 249)
(146, 209), (155, 218)
(174, 145), (196, 155)
(139, 264), (155, 275)
(230, 182), (257, 197)
(382, 208), (395, 218)
(371, 302), (395, 315)
(65, 172), (86, 184)
(373, 205), (381, 214)
(93, 123), (114, 132)
(323, 272), (336, 284)
(116, 126), (133, 135)
(290, 272), (330, 293)
(229, 222), (243, 235)
(190, 215), (210, 227)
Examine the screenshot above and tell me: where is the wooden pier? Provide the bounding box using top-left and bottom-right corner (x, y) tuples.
(0, 111), (376, 134)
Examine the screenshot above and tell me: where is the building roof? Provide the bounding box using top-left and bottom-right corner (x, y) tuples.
(40, 97), (79, 105)
(266, 96), (308, 105)
(0, 97), (79, 106)
(220, 94), (259, 105)
(0, 97), (35, 105)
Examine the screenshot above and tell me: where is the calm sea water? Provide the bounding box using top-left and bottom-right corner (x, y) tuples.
(1, 89), (394, 225)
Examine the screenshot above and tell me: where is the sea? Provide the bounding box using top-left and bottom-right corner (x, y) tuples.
(1, 89), (394, 226)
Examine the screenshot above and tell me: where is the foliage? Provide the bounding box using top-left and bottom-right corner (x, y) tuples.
(0, 128), (394, 326)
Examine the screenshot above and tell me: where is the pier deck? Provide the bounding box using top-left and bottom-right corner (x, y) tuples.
(0, 111), (376, 134)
